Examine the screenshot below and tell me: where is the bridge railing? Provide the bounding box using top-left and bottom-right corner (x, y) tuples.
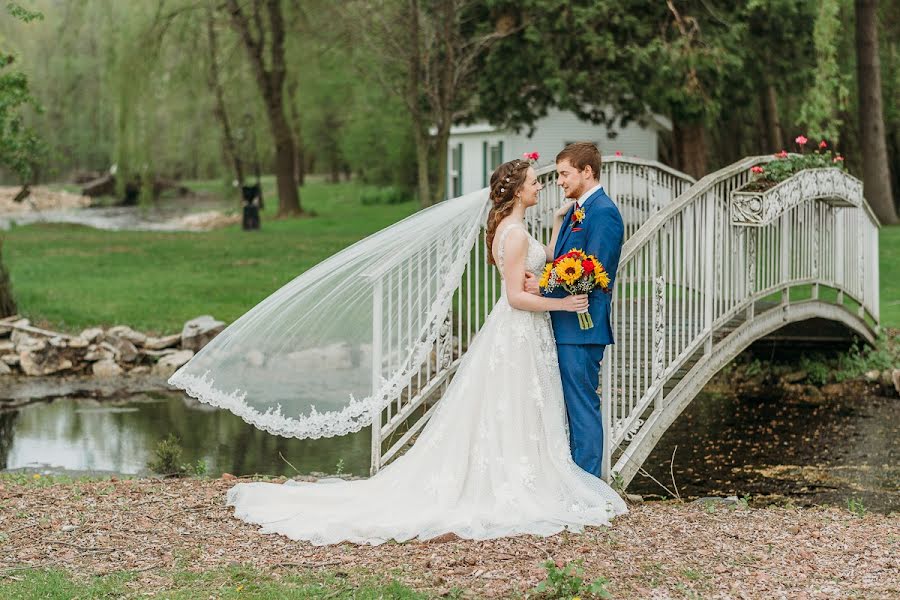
(602, 156), (881, 484)
(369, 157), (696, 474)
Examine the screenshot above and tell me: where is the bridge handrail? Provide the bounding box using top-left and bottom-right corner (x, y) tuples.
(623, 155), (881, 265)
(601, 155), (881, 483)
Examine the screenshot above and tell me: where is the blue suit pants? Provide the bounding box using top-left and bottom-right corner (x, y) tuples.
(556, 343), (606, 477)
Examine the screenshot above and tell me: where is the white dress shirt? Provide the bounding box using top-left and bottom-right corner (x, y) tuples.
(576, 182), (603, 207)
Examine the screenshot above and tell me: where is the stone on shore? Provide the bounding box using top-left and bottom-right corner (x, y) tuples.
(19, 350), (74, 376)
(0, 360), (10, 375)
(152, 349), (194, 377)
(142, 333), (181, 350)
(83, 345), (114, 362)
(0, 318), (29, 336)
(79, 327), (104, 343)
(107, 325), (147, 346)
(101, 336), (138, 363)
(180, 316), (224, 352)
(92, 359), (123, 378)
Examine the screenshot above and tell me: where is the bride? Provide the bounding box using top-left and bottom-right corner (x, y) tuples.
(221, 158), (627, 545)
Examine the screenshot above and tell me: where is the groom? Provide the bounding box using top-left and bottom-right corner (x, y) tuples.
(527, 142), (624, 478)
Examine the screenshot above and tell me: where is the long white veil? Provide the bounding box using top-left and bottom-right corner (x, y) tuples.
(168, 189), (489, 439)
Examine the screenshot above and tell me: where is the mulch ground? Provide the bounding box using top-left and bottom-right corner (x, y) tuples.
(2, 476), (898, 598)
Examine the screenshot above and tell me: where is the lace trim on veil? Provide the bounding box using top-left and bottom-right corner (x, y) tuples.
(168, 201), (489, 439)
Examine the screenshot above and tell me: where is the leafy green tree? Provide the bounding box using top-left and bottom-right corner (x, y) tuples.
(476, 1), (748, 178)
(1, 2), (47, 316)
(798, 0), (851, 142)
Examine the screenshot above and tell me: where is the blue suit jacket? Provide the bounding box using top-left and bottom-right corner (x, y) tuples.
(548, 187), (624, 345)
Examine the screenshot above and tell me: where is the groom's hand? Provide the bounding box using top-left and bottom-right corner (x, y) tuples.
(524, 272), (541, 295)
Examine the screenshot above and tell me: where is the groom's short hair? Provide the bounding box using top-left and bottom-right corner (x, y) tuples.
(556, 143), (601, 181)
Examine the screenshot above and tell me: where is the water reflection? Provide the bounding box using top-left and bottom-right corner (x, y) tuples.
(2, 392), (370, 476)
(629, 389), (899, 513)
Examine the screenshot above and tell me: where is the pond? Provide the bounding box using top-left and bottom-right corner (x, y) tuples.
(0, 194), (235, 231)
(0, 391), (370, 477)
(2, 385), (897, 513)
(629, 385), (899, 514)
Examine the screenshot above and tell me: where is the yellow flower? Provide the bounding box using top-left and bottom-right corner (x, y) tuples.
(539, 264), (552, 288)
(573, 208), (585, 223)
(595, 269), (610, 288)
(33, 474), (41, 479)
(554, 257), (583, 285)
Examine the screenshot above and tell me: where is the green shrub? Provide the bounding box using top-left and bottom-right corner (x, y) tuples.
(799, 354), (831, 385)
(359, 186), (413, 205)
(834, 334), (898, 382)
(529, 560), (611, 599)
(146, 433), (187, 477)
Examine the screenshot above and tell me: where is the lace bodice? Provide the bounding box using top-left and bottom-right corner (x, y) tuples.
(493, 223), (547, 278)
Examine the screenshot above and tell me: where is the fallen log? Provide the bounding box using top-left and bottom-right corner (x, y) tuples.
(82, 174), (116, 197)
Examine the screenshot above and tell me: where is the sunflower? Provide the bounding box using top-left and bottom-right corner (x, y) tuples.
(539, 264), (553, 289)
(595, 268), (610, 289)
(554, 257), (583, 285)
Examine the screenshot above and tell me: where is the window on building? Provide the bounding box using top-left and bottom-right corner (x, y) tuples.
(482, 141), (503, 186)
(450, 143), (463, 198)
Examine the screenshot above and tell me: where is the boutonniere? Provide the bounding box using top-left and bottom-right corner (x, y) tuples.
(571, 206), (585, 231)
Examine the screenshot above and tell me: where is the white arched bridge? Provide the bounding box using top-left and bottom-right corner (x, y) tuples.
(366, 156), (881, 487)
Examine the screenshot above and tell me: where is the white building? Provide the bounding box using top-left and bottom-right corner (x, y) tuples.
(446, 108), (671, 198)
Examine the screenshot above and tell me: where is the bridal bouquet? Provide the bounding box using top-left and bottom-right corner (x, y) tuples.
(539, 249), (610, 329)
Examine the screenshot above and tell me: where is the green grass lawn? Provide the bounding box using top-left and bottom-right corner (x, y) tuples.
(879, 224), (900, 328)
(4, 179), (418, 334)
(0, 566), (431, 599)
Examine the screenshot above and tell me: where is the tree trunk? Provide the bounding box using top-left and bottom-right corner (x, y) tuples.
(269, 101), (302, 215)
(286, 73), (306, 186)
(855, 0), (897, 224)
(407, 0), (431, 207)
(206, 4), (244, 187)
(226, 0), (302, 217)
(431, 122), (450, 205)
(0, 239), (17, 319)
(673, 118), (708, 180)
(760, 82), (784, 152)
(413, 127), (431, 207)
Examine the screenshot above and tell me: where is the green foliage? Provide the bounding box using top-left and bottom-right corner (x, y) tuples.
(834, 334), (899, 382)
(335, 458), (345, 475)
(146, 433), (209, 477)
(360, 186), (413, 206)
(609, 470), (625, 493)
(798, 354), (831, 386)
(846, 497), (867, 517)
(744, 357), (765, 378)
(0, 2), (45, 183)
(745, 147), (846, 191)
(6, 2), (43, 22)
(797, 0), (850, 142)
(147, 433), (188, 476)
(530, 560), (612, 599)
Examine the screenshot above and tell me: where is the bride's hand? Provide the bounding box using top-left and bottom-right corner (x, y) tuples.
(554, 200), (576, 220)
(562, 294), (589, 313)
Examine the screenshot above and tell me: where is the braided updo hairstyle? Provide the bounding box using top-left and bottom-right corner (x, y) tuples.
(485, 159), (531, 265)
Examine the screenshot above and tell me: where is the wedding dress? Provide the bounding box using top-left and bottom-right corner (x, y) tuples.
(226, 223), (627, 545)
